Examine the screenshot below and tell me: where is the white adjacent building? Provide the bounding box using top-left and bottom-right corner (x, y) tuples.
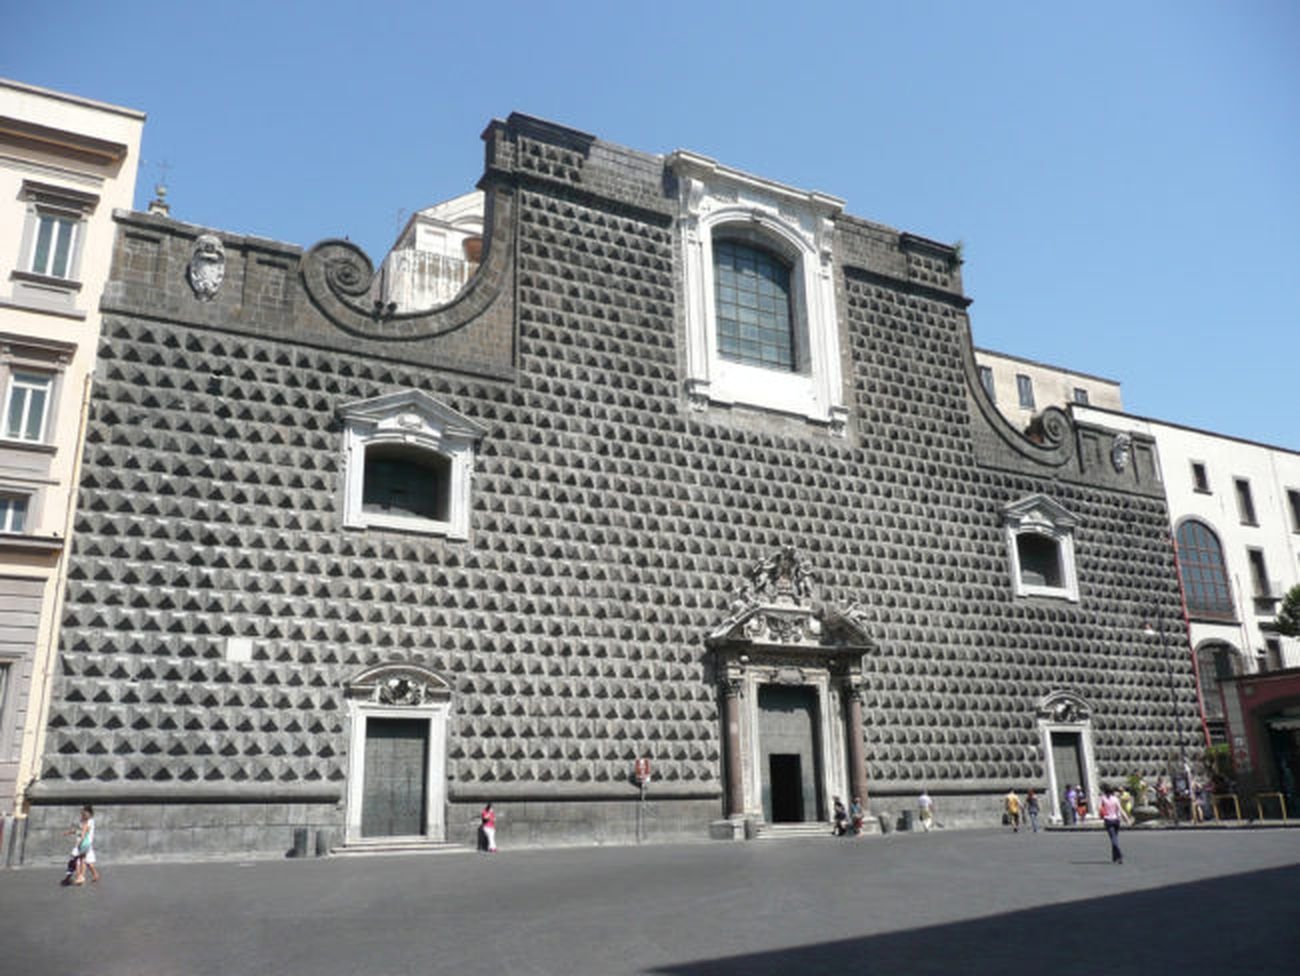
(1071, 405), (1300, 740)
(374, 190), (484, 313)
(974, 348), (1123, 434)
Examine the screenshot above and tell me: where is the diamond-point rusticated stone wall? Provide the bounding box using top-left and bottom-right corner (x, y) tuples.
(22, 112), (1201, 861)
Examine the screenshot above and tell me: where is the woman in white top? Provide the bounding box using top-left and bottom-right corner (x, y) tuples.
(72, 805), (100, 885)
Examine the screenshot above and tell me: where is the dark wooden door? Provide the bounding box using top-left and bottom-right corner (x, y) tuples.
(1051, 731), (1085, 809)
(361, 718), (428, 837)
(769, 754), (804, 823)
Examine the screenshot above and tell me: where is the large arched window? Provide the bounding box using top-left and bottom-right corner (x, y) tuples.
(712, 239), (795, 371)
(1177, 519), (1234, 619)
(670, 150), (847, 433)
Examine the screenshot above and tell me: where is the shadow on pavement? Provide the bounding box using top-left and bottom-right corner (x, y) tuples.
(650, 864), (1300, 976)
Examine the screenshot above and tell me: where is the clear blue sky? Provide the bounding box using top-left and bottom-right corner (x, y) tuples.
(7, 1), (1298, 448)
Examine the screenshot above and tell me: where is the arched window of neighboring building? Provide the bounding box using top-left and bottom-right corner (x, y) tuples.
(362, 444), (452, 522)
(712, 238), (795, 372)
(1177, 519), (1235, 619)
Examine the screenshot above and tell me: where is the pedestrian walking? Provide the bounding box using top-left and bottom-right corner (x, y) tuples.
(479, 802), (498, 853)
(1025, 790), (1040, 833)
(1099, 785), (1132, 864)
(1003, 788), (1021, 832)
(917, 790), (934, 832)
(1064, 784), (1078, 825)
(849, 796), (865, 836)
(62, 804), (99, 886)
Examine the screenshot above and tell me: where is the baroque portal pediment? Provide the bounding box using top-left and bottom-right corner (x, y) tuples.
(345, 662), (452, 707)
(706, 546), (875, 657)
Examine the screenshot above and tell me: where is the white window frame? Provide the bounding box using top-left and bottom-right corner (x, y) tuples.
(13, 182), (97, 300)
(1003, 494), (1081, 602)
(28, 209), (81, 279)
(669, 150), (848, 434)
(0, 493), (30, 533)
(1016, 374), (1035, 409)
(340, 390), (487, 540)
(4, 371), (54, 443)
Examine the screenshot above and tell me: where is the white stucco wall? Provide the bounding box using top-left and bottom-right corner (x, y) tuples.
(975, 348), (1123, 434)
(1073, 404), (1300, 676)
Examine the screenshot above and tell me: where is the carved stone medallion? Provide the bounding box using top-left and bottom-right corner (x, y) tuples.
(187, 234), (226, 301)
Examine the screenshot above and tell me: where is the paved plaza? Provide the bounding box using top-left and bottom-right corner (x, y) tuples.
(3, 827), (1298, 976)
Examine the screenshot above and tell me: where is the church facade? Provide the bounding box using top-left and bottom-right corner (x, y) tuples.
(19, 114), (1201, 860)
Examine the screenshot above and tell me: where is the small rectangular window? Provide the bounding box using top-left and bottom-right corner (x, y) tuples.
(4, 372), (53, 442)
(1191, 462), (1210, 493)
(1264, 639), (1283, 672)
(1246, 548), (1269, 597)
(0, 495), (28, 533)
(1288, 489), (1300, 532)
(978, 366), (995, 401)
(1234, 478), (1257, 525)
(0, 662), (9, 739)
(1073, 387), (1089, 404)
(30, 212), (80, 279)
(1016, 374), (1035, 409)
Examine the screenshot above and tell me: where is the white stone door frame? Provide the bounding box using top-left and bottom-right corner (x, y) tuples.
(343, 664), (451, 845)
(739, 666), (847, 822)
(1036, 691), (1098, 825)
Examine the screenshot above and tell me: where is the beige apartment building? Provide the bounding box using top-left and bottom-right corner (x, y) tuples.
(974, 347), (1123, 434)
(0, 79), (143, 859)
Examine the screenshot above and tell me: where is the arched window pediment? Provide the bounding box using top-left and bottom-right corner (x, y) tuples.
(340, 390), (485, 540)
(1036, 690), (1093, 723)
(1003, 494), (1080, 602)
(670, 151), (848, 434)
(345, 662), (452, 706)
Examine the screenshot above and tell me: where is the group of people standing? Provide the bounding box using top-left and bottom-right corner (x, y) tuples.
(1002, 789), (1041, 832)
(831, 796), (867, 836)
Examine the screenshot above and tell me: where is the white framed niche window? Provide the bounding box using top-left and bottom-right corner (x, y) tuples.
(340, 390), (487, 540)
(11, 181), (99, 310)
(1003, 494), (1081, 602)
(669, 150), (848, 434)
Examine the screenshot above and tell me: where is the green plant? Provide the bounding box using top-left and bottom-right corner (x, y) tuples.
(1125, 773), (1148, 805)
(1204, 744), (1234, 784)
(1274, 584), (1300, 638)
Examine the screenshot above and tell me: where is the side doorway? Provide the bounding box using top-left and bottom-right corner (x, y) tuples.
(344, 664), (451, 845)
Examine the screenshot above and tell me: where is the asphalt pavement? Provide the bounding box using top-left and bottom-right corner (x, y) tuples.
(2, 827), (1298, 976)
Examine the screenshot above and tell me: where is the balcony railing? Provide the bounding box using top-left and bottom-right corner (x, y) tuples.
(377, 249), (478, 312)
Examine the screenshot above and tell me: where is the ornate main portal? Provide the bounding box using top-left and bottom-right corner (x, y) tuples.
(708, 547), (875, 829)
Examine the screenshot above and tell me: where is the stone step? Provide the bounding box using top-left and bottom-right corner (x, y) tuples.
(330, 838), (468, 858)
(754, 822), (837, 839)
(755, 818), (882, 839)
